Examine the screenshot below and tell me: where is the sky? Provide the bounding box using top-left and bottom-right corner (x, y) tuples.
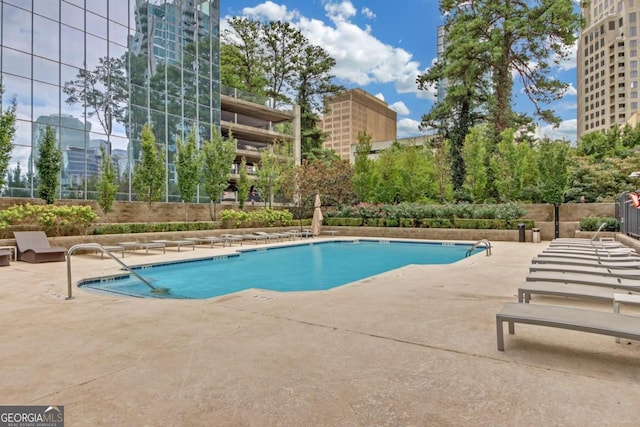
(220, 0), (580, 142)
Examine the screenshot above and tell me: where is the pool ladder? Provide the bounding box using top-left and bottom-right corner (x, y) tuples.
(466, 239), (492, 257)
(66, 243), (158, 300)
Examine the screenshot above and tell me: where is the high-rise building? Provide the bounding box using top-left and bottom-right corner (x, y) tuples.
(0, 0), (221, 200)
(577, 0), (640, 139)
(321, 88), (397, 161)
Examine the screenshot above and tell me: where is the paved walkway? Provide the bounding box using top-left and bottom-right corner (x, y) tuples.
(1, 239), (639, 426)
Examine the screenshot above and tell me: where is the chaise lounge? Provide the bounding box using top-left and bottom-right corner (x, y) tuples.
(496, 302), (640, 351)
(13, 231), (67, 263)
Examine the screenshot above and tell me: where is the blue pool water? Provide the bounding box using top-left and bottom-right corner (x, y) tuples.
(80, 240), (482, 299)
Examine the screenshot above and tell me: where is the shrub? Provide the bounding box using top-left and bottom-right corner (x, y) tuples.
(326, 202), (527, 223)
(579, 216), (619, 232)
(0, 203), (98, 237)
(219, 208), (293, 228)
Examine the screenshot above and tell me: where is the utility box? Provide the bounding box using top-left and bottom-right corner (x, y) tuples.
(532, 228), (541, 243)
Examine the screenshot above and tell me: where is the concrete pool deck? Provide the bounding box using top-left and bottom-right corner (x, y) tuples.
(1, 238), (639, 426)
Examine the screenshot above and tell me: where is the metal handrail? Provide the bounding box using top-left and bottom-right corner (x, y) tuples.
(591, 222), (608, 242)
(66, 243), (158, 300)
(466, 239), (492, 257)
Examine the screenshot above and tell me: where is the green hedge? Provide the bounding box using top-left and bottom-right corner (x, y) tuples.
(325, 217), (536, 230)
(92, 222), (216, 235)
(219, 208), (294, 228)
(0, 203), (98, 237)
(326, 202), (527, 221)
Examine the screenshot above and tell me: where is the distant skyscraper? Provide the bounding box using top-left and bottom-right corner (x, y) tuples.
(321, 89), (397, 161)
(577, 0), (640, 139)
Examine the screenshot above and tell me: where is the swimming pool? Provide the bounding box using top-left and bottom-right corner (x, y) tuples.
(79, 239), (483, 299)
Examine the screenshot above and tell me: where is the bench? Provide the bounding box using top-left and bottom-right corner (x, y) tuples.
(496, 302), (640, 351)
(517, 281), (639, 303)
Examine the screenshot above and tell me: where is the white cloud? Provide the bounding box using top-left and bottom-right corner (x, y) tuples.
(325, 1), (357, 23)
(241, 0), (298, 21)
(538, 119), (577, 143)
(374, 92), (385, 102)
(389, 101), (410, 115)
(397, 118), (423, 138)
(361, 7), (376, 19)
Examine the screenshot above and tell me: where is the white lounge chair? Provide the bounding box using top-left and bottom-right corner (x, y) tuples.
(151, 239), (196, 251)
(184, 237), (227, 248)
(526, 271), (640, 291)
(531, 256), (640, 268)
(517, 281), (639, 303)
(529, 263), (640, 279)
(117, 241), (166, 254)
(496, 302), (640, 351)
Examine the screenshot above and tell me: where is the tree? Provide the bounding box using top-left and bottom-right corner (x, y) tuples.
(417, 20), (489, 191)
(35, 126), (62, 204)
(431, 138), (454, 202)
(352, 131), (376, 202)
(436, 0), (580, 132)
(221, 17), (268, 96)
(133, 124), (165, 208)
(490, 129), (521, 202)
(175, 127), (203, 219)
(293, 44), (344, 157)
(202, 127), (236, 219)
(0, 80), (17, 192)
(261, 20), (305, 108)
(537, 138), (571, 204)
(516, 141), (540, 202)
(256, 147), (283, 208)
(63, 56), (128, 136)
(237, 156), (251, 210)
(461, 125), (490, 203)
(96, 146), (118, 219)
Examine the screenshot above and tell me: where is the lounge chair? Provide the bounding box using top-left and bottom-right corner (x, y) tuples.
(184, 236), (227, 248)
(536, 251), (640, 261)
(529, 263), (640, 279)
(235, 234), (271, 244)
(117, 241), (166, 254)
(220, 234), (244, 246)
(526, 271), (640, 291)
(541, 247), (637, 257)
(287, 229), (313, 238)
(517, 281), (639, 303)
(496, 302), (640, 351)
(13, 231), (66, 263)
(252, 231), (292, 241)
(530, 256), (640, 269)
(151, 239), (196, 252)
(0, 250), (10, 266)
(547, 240), (626, 249)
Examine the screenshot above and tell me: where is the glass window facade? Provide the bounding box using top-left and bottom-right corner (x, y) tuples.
(0, 0), (221, 201)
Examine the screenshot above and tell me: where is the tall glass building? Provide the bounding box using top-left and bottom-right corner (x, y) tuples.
(0, 0), (220, 201)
